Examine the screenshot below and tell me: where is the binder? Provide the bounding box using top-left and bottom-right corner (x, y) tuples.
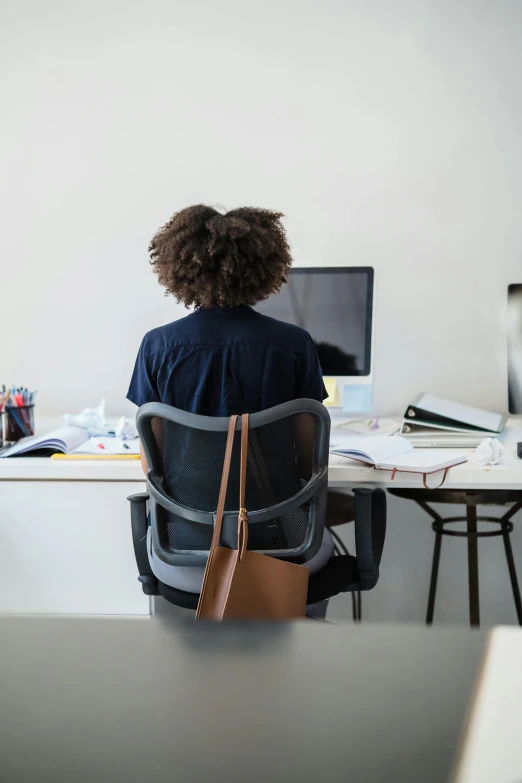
(399, 422), (487, 448)
(403, 394), (506, 435)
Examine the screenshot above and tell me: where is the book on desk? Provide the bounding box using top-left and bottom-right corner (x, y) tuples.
(0, 428), (140, 459)
(330, 433), (467, 487)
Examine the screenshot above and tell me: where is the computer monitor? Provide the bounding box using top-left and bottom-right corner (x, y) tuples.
(508, 284), (522, 414)
(255, 267), (375, 402)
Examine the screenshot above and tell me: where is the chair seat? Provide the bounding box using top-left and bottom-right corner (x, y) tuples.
(157, 554), (359, 611)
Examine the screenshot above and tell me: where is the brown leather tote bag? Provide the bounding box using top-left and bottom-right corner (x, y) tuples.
(196, 414), (309, 620)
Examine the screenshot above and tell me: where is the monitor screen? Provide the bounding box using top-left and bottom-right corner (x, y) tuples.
(255, 267), (374, 376)
(508, 283), (522, 414)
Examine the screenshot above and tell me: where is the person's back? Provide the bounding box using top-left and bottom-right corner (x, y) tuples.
(128, 204), (332, 594)
(128, 305), (323, 415)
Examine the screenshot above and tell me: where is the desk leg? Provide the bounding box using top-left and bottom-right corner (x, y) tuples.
(466, 503), (480, 628)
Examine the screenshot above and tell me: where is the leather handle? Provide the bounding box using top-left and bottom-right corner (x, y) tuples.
(239, 414), (249, 511)
(238, 413), (249, 560)
(211, 415), (238, 549)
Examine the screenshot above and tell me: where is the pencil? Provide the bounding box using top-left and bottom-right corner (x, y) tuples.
(51, 454), (140, 460)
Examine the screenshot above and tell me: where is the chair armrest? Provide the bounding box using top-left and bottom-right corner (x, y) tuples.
(353, 487), (387, 591)
(127, 492), (150, 504)
(127, 492), (158, 596)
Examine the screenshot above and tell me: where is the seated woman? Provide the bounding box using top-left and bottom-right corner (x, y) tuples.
(128, 205), (350, 604)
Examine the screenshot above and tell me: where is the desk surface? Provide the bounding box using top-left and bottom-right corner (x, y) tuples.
(0, 617), (484, 783)
(2, 418), (522, 487)
(2, 452), (522, 488)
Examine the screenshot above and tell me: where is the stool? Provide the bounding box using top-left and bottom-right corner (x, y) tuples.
(389, 489), (522, 628)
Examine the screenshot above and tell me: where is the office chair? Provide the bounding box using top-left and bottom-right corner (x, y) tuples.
(128, 400), (386, 615)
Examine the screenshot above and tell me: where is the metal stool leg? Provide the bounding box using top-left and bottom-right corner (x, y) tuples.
(466, 502), (480, 627)
(501, 520), (522, 625)
(426, 525), (443, 625)
(417, 501), (445, 626)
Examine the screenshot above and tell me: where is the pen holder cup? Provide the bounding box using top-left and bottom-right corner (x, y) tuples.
(5, 405), (35, 443)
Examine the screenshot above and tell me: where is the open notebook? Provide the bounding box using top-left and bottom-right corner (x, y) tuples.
(0, 427), (140, 458)
(330, 433), (467, 474)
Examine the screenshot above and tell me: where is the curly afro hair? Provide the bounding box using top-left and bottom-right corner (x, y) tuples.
(148, 205), (292, 308)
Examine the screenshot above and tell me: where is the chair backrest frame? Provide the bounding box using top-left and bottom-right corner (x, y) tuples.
(137, 399), (331, 567)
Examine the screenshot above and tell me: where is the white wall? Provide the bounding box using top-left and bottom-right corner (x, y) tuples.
(1, 0), (522, 416)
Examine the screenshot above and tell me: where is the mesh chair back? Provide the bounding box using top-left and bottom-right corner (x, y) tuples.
(137, 400), (330, 567)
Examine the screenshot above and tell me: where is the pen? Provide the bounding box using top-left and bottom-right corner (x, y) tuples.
(0, 390), (10, 412)
(123, 443), (130, 450)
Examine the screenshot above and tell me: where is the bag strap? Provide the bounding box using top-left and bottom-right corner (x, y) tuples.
(211, 414), (238, 549)
(239, 413), (249, 511)
(238, 413), (249, 561)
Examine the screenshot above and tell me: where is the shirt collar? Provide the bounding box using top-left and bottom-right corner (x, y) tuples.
(195, 305), (256, 316)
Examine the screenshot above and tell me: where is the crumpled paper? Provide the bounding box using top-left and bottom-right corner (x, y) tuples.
(115, 415), (138, 441)
(473, 437), (504, 466)
(64, 400), (107, 434)
(63, 401), (138, 440)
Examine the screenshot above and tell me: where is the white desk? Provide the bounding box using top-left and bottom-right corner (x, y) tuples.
(454, 626), (522, 783)
(0, 457), (149, 616)
(2, 418), (522, 487)
(1, 419), (521, 616)
(329, 418), (522, 490)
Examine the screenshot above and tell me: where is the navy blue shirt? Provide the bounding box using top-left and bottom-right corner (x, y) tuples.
(127, 305), (327, 414)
